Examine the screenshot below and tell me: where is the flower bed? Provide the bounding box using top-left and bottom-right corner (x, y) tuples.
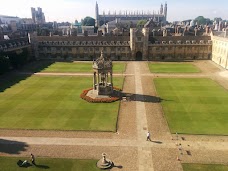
(80, 87), (122, 103)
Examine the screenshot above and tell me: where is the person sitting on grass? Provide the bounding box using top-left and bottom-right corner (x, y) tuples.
(20, 160), (28, 167)
(17, 159), (32, 168)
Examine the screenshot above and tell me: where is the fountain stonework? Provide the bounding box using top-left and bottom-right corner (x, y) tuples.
(80, 51), (121, 103)
(92, 51), (113, 96)
(97, 153), (113, 169)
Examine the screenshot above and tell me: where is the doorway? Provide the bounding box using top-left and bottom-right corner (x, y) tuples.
(136, 51), (143, 61)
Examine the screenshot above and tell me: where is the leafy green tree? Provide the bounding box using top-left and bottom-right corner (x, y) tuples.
(205, 18), (213, 25)
(214, 17), (223, 22)
(137, 20), (147, 28)
(82, 16), (95, 26)
(195, 16), (207, 25)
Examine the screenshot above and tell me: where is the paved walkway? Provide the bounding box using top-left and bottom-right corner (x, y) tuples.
(1, 137), (227, 151)
(134, 62), (154, 171)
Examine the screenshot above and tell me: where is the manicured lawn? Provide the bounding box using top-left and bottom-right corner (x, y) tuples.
(0, 75), (123, 131)
(21, 60), (54, 73)
(182, 163), (228, 171)
(22, 61), (126, 73)
(41, 62), (95, 73)
(154, 78), (228, 135)
(149, 63), (200, 73)
(0, 156), (100, 171)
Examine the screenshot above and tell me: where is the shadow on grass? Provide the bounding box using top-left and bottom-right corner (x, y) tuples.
(35, 164), (50, 169)
(20, 59), (55, 73)
(0, 73), (32, 93)
(0, 139), (28, 154)
(0, 60), (56, 93)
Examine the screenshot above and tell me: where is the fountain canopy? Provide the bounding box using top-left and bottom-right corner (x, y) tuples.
(92, 51), (113, 95)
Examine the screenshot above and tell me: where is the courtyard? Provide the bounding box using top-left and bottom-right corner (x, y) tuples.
(0, 60), (227, 171)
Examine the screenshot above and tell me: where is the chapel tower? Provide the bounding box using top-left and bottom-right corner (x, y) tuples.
(164, 2), (168, 22)
(95, 1), (99, 27)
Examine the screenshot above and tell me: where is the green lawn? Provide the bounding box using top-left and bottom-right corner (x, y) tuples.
(149, 63), (200, 73)
(0, 75), (123, 131)
(182, 163), (228, 171)
(0, 156), (99, 171)
(22, 61), (126, 73)
(154, 78), (228, 135)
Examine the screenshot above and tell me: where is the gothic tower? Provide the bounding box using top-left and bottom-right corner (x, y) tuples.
(31, 7), (36, 23)
(164, 2), (167, 22)
(95, 1), (99, 27)
(160, 4), (163, 15)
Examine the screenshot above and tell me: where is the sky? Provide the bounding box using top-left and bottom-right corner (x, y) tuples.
(0, 0), (227, 22)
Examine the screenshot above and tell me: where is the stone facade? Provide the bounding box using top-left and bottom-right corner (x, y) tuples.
(148, 35), (212, 61)
(0, 37), (30, 52)
(211, 30), (228, 69)
(33, 28), (212, 61)
(36, 35), (131, 61)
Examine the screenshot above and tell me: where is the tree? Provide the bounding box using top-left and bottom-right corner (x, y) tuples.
(205, 18), (213, 25)
(82, 16), (95, 26)
(195, 16), (207, 25)
(214, 17), (223, 22)
(137, 20), (147, 28)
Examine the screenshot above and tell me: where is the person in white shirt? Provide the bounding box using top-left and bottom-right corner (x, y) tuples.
(146, 131), (151, 141)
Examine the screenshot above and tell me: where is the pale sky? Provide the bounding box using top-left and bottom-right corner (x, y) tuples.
(0, 0), (227, 22)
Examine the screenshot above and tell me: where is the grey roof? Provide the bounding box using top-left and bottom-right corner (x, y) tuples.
(0, 15), (19, 19)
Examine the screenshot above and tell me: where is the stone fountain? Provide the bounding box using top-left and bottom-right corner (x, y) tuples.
(97, 153), (113, 169)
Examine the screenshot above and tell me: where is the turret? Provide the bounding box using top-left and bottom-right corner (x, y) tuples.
(95, 1), (99, 27)
(164, 2), (167, 22)
(160, 4), (163, 15)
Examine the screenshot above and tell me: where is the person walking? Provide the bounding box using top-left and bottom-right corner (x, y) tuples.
(30, 153), (36, 165)
(146, 131), (151, 141)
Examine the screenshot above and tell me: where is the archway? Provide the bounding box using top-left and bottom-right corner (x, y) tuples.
(136, 51), (143, 61)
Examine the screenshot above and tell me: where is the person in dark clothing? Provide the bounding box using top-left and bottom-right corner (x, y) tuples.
(30, 153), (36, 165)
